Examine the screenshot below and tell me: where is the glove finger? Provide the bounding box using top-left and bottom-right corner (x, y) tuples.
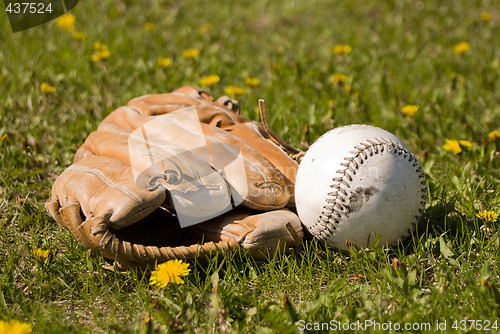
(194, 207), (303, 259)
(215, 95), (240, 114)
(126, 87), (248, 126)
(172, 86), (214, 101)
(201, 122), (291, 210)
(224, 122), (298, 206)
(49, 154), (166, 229)
(128, 92), (204, 116)
(46, 195), (108, 252)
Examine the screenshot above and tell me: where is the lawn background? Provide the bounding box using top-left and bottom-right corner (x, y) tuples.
(1, 0), (499, 332)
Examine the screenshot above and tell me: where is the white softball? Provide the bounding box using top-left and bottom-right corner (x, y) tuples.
(295, 124), (426, 251)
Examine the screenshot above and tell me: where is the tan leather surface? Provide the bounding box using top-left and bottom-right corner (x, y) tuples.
(46, 86), (302, 267)
(194, 208), (303, 260)
(74, 128), (233, 224)
(78, 97), (292, 211)
(127, 87), (249, 126)
(49, 155), (166, 229)
(225, 122), (298, 205)
(200, 122), (290, 209)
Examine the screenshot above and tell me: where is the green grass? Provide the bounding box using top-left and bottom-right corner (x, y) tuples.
(1, 0), (500, 332)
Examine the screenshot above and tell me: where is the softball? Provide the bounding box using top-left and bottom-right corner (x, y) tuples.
(295, 124), (426, 250)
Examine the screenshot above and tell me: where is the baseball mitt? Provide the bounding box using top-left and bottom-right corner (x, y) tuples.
(46, 86), (304, 268)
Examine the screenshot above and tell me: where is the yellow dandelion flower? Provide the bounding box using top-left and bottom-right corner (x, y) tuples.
(443, 139), (473, 154)
(91, 43), (111, 62)
(480, 12), (491, 22)
(32, 248), (50, 260)
(332, 73), (348, 85)
(149, 259), (190, 288)
(487, 130), (500, 142)
(99, 50), (111, 59)
(91, 50), (110, 62)
(332, 44), (352, 55)
(144, 22), (155, 31)
(459, 140), (473, 150)
(453, 42), (470, 55)
(443, 139), (462, 154)
(183, 48), (200, 59)
(401, 105), (419, 117)
(40, 82), (56, 94)
(344, 84), (352, 94)
(93, 42), (108, 52)
(199, 23), (213, 34)
(56, 13), (75, 32)
(224, 86), (246, 96)
(476, 210), (499, 224)
(71, 31), (87, 41)
(156, 57), (172, 68)
(244, 77), (260, 87)
(199, 75), (220, 86)
(0, 319), (32, 334)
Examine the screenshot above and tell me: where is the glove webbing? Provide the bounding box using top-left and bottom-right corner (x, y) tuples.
(258, 99), (305, 163)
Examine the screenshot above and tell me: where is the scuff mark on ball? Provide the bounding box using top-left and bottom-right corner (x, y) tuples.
(345, 186), (380, 214)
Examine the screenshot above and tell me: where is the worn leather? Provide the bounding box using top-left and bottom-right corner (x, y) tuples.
(46, 87), (302, 267)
